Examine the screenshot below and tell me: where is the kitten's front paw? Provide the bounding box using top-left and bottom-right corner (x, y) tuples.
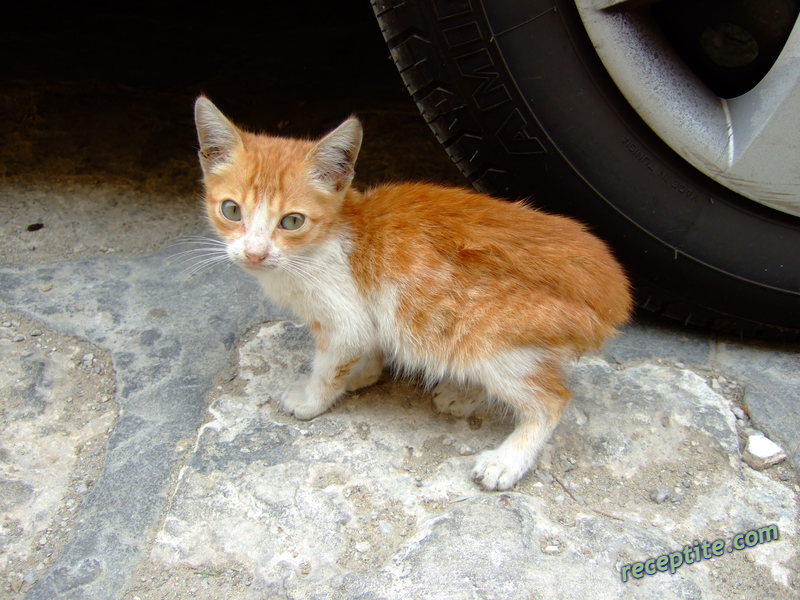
(472, 449), (528, 491)
(281, 381), (328, 421)
(432, 382), (483, 418)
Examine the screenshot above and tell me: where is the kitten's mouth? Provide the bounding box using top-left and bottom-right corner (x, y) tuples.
(242, 259), (278, 271)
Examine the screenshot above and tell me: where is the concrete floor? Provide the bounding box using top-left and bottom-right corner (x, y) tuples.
(1, 3), (799, 599)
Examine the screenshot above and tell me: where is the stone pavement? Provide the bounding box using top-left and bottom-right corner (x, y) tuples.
(1, 241), (799, 600)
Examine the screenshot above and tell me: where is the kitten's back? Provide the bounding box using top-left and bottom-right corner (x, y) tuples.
(345, 183), (632, 356)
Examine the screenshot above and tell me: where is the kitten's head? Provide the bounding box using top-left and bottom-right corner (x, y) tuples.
(193, 96), (362, 271)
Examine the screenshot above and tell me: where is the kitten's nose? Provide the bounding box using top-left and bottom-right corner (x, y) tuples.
(245, 250), (269, 265)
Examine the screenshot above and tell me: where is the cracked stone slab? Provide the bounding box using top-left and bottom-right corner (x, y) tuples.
(605, 319), (800, 471)
(0, 249), (278, 599)
(0, 314), (117, 595)
(129, 321), (799, 600)
(712, 340), (800, 472)
(1, 243), (798, 599)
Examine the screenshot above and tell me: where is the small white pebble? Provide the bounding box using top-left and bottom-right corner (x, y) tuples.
(354, 542), (371, 553)
(573, 408), (588, 426)
(378, 520), (393, 535)
(650, 488), (670, 504)
(743, 434), (786, 470)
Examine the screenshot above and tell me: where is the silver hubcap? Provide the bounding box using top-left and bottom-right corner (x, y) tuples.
(575, 0), (800, 217)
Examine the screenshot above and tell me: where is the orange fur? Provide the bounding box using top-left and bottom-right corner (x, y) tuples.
(193, 96), (632, 490)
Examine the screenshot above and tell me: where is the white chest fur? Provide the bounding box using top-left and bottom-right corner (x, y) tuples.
(252, 235), (375, 350)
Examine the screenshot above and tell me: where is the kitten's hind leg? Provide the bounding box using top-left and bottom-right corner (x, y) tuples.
(472, 362), (570, 491)
(432, 380), (485, 418)
(345, 350), (383, 392)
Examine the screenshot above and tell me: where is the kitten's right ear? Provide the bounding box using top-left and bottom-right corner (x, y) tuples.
(194, 96), (243, 175)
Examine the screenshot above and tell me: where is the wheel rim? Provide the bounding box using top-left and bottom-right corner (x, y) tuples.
(574, 0), (800, 218)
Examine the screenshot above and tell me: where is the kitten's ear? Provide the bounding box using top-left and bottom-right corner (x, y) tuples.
(194, 96), (243, 175)
(307, 117), (363, 194)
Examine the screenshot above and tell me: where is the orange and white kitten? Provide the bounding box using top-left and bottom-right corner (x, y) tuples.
(194, 96), (632, 490)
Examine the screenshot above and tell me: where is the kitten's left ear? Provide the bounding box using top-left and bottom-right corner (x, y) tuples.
(307, 117), (363, 194)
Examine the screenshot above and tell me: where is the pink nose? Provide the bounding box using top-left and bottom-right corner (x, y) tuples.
(245, 251), (269, 265)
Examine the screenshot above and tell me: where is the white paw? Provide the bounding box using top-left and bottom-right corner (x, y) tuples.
(472, 449), (528, 491)
(281, 381), (327, 421)
(345, 355), (383, 392)
(432, 382), (484, 418)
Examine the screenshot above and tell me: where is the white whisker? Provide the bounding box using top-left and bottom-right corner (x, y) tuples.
(172, 235), (228, 247)
(168, 236), (232, 277)
(287, 265), (338, 289)
(169, 250), (225, 264)
(281, 262), (325, 288)
(286, 254), (330, 267)
(182, 255), (231, 276)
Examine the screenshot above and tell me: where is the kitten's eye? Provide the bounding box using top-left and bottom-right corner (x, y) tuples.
(220, 200), (241, 222)
(279, 213), (306, 230)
